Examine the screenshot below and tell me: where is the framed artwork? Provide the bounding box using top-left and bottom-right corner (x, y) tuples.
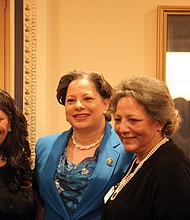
(23, 0), (37, 162)
(157, 5), (190, 158)
(156, 5), (190, 81)
(0, 0), (37, 162)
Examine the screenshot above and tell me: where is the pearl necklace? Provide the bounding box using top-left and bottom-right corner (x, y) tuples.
(110, 137), (169, 200)
(72, 133), (104, 150)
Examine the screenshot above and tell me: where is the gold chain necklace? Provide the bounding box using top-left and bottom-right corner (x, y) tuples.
(110, 137), (169, 200)
(72, 133), (104, 150)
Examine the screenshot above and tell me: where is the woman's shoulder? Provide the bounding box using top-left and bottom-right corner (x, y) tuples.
(150, 139), (190, 178)
(160, 139), (190, 166)
(35, 129), (72, 158)
(36, 128), (72, 144)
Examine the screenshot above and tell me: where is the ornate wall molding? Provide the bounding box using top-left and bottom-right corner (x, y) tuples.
(23, 0), (36, 164)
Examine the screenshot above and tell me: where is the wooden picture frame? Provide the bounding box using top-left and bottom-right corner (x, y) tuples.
(157, 5), (190, 158)
(23, 0), (37, 161)
(156, 5), (190, 82)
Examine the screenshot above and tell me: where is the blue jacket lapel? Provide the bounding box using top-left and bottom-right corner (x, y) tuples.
(38, 122), (132, 220)
(41, 129), (73, 219)
(73, 122), (123, 219)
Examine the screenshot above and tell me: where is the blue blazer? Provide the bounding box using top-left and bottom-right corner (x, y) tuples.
(35, 122), (134, 220)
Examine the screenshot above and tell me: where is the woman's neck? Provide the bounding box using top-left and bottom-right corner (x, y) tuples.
(136, 135), (166, 163)
(73, 125), (105, 146)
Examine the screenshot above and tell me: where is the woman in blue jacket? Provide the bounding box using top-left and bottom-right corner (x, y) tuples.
(35, 70), (134, 220)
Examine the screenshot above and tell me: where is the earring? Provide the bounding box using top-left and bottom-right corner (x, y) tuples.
(103, 110), (106, 115)
(8, 128), (11, 132)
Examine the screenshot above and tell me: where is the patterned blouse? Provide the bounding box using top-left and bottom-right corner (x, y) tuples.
(54, 147), (99, 218)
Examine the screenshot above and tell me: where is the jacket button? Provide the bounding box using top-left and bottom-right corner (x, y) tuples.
(106, 158), (113, 166)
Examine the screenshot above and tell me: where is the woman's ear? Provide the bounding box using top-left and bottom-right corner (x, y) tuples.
(8, 124), (11, 132)
(103, 98), (110, 111)
(155, 120), (164, 131)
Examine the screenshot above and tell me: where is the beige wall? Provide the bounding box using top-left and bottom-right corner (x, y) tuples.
(36, 0), (190, 139)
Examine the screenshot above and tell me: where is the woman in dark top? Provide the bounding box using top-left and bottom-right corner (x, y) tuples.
(0, 89), (36, 220)
(103, 75), (190, 220)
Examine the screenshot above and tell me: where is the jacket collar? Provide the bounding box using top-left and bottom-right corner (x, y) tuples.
(43, 122), (123, 219)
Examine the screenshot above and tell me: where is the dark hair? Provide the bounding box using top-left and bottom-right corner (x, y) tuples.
(56, 70), (113, 121)
(110, 75), (182, 136)
(0, 89), (33, 188)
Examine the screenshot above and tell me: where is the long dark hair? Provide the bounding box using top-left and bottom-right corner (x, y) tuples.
(0, 89), (33, 188)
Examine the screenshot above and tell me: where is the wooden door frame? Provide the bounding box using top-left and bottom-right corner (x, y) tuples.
(0, 0), (10, 91)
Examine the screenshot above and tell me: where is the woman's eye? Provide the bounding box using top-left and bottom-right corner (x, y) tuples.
(114, 117), (121, 122)
(66, 99), (75, 103)
(85, 97), (93, 101)
(130, 119), (136, 122)
(129, 118), (141, 124)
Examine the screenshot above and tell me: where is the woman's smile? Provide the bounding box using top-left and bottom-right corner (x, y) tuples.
(73, 113), (90, 120)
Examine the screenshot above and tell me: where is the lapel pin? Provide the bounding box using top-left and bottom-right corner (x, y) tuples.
(106, 158), (113, 166)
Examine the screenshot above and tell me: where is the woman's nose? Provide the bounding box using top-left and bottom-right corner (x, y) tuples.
(118, 122), (130, 133)
(75, 100), (84, 108)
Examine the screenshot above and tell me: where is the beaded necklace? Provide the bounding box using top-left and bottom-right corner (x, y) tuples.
(110, 137), (169, 200)
(72, 133), (104, 150)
